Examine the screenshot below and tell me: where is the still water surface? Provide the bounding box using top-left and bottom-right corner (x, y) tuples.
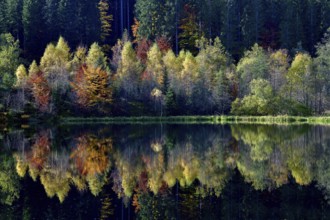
(1, 123), (330, 219)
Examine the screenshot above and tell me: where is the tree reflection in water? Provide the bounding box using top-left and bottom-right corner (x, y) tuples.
(1, 124), (330, 219)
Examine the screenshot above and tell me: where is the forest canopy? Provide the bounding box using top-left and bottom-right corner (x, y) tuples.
(0, 0), (329, 116)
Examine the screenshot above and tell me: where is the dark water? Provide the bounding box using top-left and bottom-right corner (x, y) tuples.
(1, 123), (330, 219)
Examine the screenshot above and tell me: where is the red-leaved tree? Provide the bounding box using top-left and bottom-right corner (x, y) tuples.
(29, 72), (51, 112)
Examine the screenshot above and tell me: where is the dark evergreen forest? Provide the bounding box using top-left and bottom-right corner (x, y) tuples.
(0, 0), (329, 60)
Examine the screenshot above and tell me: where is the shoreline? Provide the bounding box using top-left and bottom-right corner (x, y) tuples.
(60, 115), (330, 125)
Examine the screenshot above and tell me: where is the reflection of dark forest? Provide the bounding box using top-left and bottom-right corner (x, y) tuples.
(1, 124), (330, 219)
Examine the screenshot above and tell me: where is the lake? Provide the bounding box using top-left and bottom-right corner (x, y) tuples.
(1, 123), (330, 219)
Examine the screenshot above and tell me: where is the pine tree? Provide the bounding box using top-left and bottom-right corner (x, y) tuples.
(135, 0), (159, 40)
(279, 0), (305, 52)
(221, 0), (245, 59)
(5, 0), (23, 40)
(135, 0), (175, 40)
(165, 88), (177, 115)
(313, 28), (330, 113)
(22, 0), (45, 59)
(43, 0), (59, 44)
(0, 33), (21, 89)
(269, 49), (289, 93)
(241, 0), (264, 48)
(58, 0), (80, 45)
(179, 4), (203, 55)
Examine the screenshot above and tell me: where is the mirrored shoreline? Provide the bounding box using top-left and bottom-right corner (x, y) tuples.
(1, 124), (330, 219)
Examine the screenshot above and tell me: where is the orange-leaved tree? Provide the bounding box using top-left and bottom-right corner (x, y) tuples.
(71, 65), (113, 110)
(29, 71), (51, 112)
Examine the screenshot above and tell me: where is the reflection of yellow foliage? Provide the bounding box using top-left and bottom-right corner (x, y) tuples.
(147, 154), (165, 194)
(287, 145), (313, 186)
(71, 174), (87, 192)
(122, 175), (135, 197)
(100, 195), (114, 219)
(114, 149), (144, 198)
(87, 174), (107, 196)
(40, 171), (70, 203)
(150, 142), (163, 153)
(288, 159), (312, 185)
(163, 164), (184, 188)
(14, 154), (28, 177)
(12, 124), (324, 203)
(28, 166), (40, 181)
(182, 157), (200, 186)
(163, 171), (176, 188)
(225, 156), (236, 168)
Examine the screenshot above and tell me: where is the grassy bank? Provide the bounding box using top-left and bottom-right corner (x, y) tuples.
(60, 115), (330, 125)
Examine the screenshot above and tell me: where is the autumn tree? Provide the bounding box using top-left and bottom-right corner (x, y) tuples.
(180, 51), (198, 111)
(69, 46), (87, 72)
(11, 64), (28, 112)
(71, 65), (113, 111)
(71, 43), (111, 112)
(86, 42), (108, 70)
(145, 44), (165, 92)
(116, 41), (143, 100)
(269, 49), (289, 93)
(98, 0), (113, 53)
(110, 31), (129, 72)
(163, 49), (185, 113)
(15, 64), (28, 88)
(195, 37), (230, 113)
(284, 53), (312, 106)
(28, 60), (39, 77)
(29, 71), (51, 112)
(136, 38), (151, 64)
(40, 36), (71, 94)
(156, 36), (172, 53)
